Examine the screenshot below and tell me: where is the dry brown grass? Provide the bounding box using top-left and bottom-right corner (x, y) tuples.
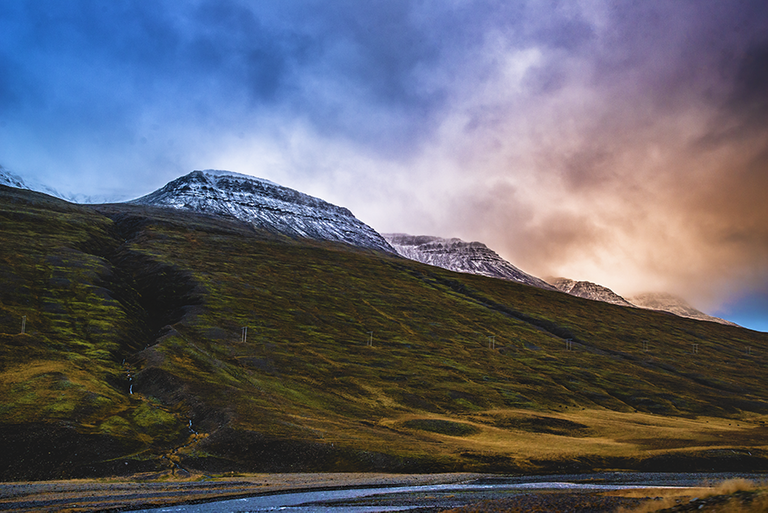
(708, 478), (759, 495)
(613, 488), (706, 512)
(616, 479), (768, 512)
(707, 494), (768, 513)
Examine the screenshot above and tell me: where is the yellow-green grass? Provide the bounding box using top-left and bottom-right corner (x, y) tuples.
(2, 184), (768, 479)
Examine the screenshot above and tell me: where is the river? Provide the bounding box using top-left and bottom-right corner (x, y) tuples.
(134, 472), (763, 512)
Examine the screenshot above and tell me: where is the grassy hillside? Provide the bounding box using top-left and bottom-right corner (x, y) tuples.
(2, 184), (768, 480)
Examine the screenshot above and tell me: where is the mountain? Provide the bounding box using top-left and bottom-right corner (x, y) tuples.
(131, 169), (395, 254)
(383, 234), (734, 326)
(548, 277), (635, 307)
(2, 184), (768, 481)
(0, 168), (30, 190)
(628, 292), (738, 326)
(0, 167), (123, 204)
(549, 277), (737, 326)
(383, 233), (556, 290)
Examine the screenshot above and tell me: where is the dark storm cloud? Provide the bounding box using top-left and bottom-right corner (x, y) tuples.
(2, 1), (301, 115)
(731, 43), (768, 108)
(1, 0), (460, 167)
(0, 0), (628, 164)
(716, 41), (768, 145)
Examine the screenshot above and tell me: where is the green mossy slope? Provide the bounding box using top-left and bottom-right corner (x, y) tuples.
(2, 184), (768, 479)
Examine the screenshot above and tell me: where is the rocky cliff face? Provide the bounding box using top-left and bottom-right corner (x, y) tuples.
(131, 170), (395, 253)
(548, 277), (635, 307)
(383, 233), (556, 290)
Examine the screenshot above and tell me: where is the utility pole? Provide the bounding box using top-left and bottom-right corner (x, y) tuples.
(488, 335), (495, 350)
(566, 338), (573, 351)
(368, 331), (373, 347)
(241, 326), (247, 344)
(21, 315), (26, 334)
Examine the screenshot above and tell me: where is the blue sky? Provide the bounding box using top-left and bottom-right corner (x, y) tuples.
(1, 1), (767, 330)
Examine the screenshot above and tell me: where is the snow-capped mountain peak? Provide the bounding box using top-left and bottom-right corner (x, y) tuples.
(383, 233), (556, 290)
(196, 168), (280, 187)
(0, 168), (31, 190)
(0, 167), (126, 203)
(131, 170), (395, 254)
(547, 277), (635, 307)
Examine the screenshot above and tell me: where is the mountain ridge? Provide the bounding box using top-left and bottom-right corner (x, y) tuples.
(628, 291), (738, 326)
(384, 232), (734, 326)
(547, 277), (736, 326)
(131, 169), (395, 254)
(547, 277), (636, 307)
(0, 168), (30, 190)
(0, 167), (741, 326)
(383, 233), (556, 290)
(0, 167), (124, 204)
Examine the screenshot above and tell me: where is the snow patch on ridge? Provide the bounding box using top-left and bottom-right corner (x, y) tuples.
(547, 277), (635, 307)
(0, 167), (125, 203)
(198, 169), (280, 187)
(0, 168), (30, 190)
(383, 233), (556, 290)
(131, 170), (395, 254)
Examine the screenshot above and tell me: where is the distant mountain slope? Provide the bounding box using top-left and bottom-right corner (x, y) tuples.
(548, 277), (737, 326)
(0, 168), (30, 189)
(548, 277), (635, 307)
(0, 167), (120, 204)
(131, 169), (395, 253)
(383, 233), (556, 290)
(629, 292), (738, 326)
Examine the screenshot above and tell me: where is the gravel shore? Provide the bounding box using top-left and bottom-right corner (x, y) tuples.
(0, 472), (482, 512)
(1, 471), (763, 512)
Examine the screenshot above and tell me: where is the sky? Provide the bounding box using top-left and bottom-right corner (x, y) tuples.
(1, 0), (767, 331)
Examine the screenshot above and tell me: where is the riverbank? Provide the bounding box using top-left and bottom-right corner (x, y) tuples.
(3, 471), (765, 512)
(0, 472), (481, 512)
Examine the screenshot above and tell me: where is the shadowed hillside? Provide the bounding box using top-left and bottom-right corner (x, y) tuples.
(2, 184), (768, 480)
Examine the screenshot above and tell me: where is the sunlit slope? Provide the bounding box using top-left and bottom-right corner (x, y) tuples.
(2, 184), (768, 479)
